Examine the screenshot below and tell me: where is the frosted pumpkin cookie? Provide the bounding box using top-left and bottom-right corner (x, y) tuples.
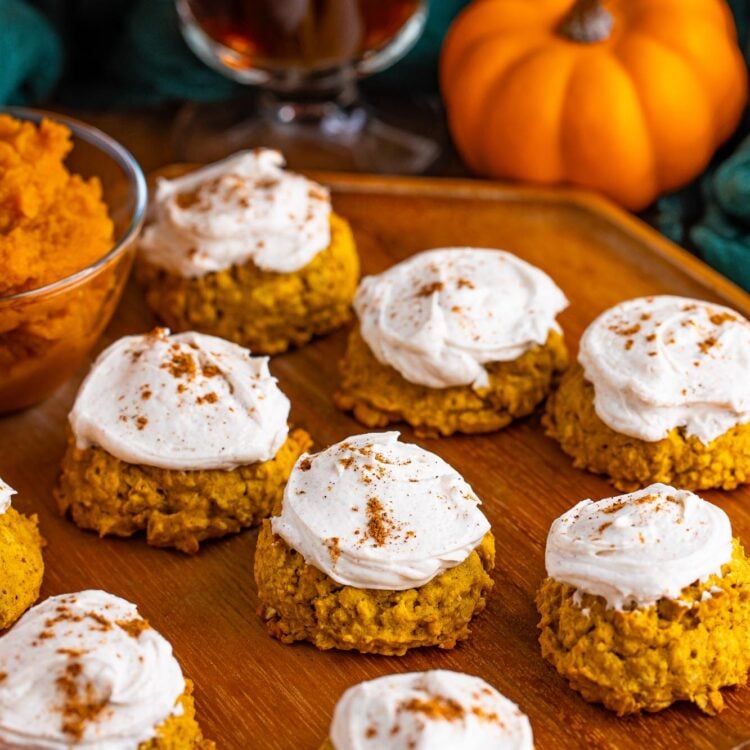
(56, 328), (311, 553)
(255, 431), (494, 655)
(536, 483), (750, 715)
(0, 478), (44, 630)
(0, 590), (213, 748)
(545, 295), (750, 490)
(334, 247), (568, 436)
(136, 149), (359, 354)
(321, 670), (533, 749)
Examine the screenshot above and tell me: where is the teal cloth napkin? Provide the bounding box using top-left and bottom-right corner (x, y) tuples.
(0, 0), (61, 105)
(655, 0), (750, 292)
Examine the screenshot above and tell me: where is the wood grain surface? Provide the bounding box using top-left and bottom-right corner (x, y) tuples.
(2, 175), (750, 750)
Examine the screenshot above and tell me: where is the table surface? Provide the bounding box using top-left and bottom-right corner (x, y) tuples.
(2, 169), (750, 749)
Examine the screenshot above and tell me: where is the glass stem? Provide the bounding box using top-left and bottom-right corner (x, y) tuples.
(258, 66), (365, 134)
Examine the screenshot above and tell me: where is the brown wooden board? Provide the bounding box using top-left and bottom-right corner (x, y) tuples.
(2, 174), (750, 749)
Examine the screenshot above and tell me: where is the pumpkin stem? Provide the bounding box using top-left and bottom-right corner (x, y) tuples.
(559, 0), (613, 43)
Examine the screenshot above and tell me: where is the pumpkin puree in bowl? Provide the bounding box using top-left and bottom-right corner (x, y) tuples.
(0, 114), (129, 413)
(0, 115), (113, 295)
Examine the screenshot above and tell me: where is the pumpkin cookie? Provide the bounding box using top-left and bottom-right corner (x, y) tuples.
(0, 590), (213, 748)
(335, 247), (568, 436)
(255, 431), (494, 655)
(136, 149), (359, 355)
(322, 670), (533, 749)
(545, 295), (750, 490)
(537, 484), (750, 715)
(56, 328), (311, 553)
(0, 478), (44, 630)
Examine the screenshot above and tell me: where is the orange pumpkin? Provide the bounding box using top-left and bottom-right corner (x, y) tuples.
(440, 0), (748, 210)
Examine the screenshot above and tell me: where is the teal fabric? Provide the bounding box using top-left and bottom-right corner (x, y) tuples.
(0, 0), (61, 105)
(654, 0), (750, 291)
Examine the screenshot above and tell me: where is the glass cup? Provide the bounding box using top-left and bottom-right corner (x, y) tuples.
(175, 0), (439, 172)
(0, 108), (147, 413)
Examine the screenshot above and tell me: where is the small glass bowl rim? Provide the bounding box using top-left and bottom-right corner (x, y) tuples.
(0, 106), (147, 303)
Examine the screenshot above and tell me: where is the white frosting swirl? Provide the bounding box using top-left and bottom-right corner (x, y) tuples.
(70, 328), (289, 471)
(579, 295), (750, 444)
(545, 483), (733, 610)
(271, 432), (490, 590)
(0, 478), (14, 515)
(139, 149), (331, 277)
(0, 590), (185, 749)
(330, 670), (534, 750)
(354, 247), (568, 389)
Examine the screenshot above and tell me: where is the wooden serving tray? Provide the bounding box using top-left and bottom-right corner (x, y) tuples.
(3, 175), (750, 750)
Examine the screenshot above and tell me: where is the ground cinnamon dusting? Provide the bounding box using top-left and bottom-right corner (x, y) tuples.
(116, 618), (150, 639)
(363, 497), (396, 546)
(416, 281), (444, 297)
(610, 323), (641, 337)
(163, 350), (197, 379)
(196, 391), (218, 405)
(698, 337), (718, 354)
(602, 501), (626, 514)
(401, 695), (465, 722)
(709, 312), (737, 325)
(325, 537), (341, 565)
(85, 612), (112, 631)
(56, 661), (108, 740)
(201, 362), (221, 378)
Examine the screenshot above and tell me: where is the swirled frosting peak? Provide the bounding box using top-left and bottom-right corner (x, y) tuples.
(0, 590), (185, 749)
(271, 432), (491, 590)
(0, 477), (14, 515)
(70, 328), (290, 471)
(330, 670), (534, 750)
(139, 149), (331, 277)
(579, 295), (750, 444)
(545, 483), (733, 609)
(354, 247), (568, 389)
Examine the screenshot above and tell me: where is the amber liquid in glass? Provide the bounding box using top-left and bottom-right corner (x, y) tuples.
(185, 0), (422, 70)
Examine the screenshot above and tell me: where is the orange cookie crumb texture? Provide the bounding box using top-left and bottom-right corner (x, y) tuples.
(140, 680), (215, 750)
(544, 364), (750, 491)
(0, 507), (44, 630)
(56, 428), (312, 554)
(0, 115), (117, 411)
(254, 528), (495, 656)
(335, 327), (568, 437)
(537, 540), (750, 715)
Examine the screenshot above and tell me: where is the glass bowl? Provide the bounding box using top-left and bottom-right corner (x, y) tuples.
(0, 107), (146, 413)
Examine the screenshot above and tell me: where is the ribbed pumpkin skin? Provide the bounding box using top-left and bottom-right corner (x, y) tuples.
(440, 0), (748, 210)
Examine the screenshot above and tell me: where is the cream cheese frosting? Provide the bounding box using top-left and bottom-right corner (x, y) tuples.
(0, 478), (14, 515)
(354, 247), (568, 389)
(139, 149), (331, 277)
(0, 590), (185, 749)
(69, 328), (290, 471)
(271, 432), (491, 590)
(545, 483), (733, 610)
(329, 670), (534, 750)
(579, 295), (750, 444)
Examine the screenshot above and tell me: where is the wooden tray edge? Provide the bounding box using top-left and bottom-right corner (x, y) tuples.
(313, 171), (750, 316)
